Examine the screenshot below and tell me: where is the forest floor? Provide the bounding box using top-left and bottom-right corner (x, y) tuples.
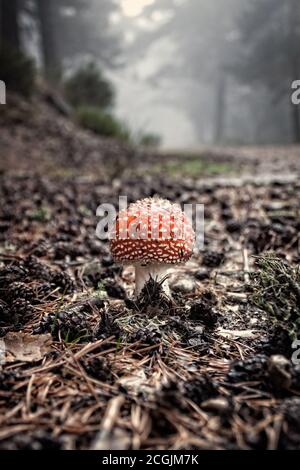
(0, 93), (300, 450)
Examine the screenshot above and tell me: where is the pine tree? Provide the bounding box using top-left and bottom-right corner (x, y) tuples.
(0, 0), (21, 50)
(232, 0), (300, 142)
(36, 0), (120, 82)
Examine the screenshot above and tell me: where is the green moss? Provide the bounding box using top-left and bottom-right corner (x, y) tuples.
(29, 208), (51, 222)
(75, 106), (131, 142)
(151, 158), (234, 177)
(250, 254), (300, 339)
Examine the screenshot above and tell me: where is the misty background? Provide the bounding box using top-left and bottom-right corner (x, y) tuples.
(1, 0), (300, 149)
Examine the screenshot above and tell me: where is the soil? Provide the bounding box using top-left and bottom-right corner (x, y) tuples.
(0, 92), (300, 450)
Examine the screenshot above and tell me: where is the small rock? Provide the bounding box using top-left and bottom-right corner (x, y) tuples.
(170, 277), (196, 294)
(264, 202), (287, 211)
(268, 355), (292, 390)
(194, 270), (210, 281)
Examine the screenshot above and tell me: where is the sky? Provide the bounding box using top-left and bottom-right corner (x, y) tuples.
(121, 0), (156, 17)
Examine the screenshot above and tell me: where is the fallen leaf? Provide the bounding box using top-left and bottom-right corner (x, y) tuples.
(226, 305), (240, 313)
(217, 328), (258, 339)
(0, 332), (52, 363)
(118, 369), (147, 394)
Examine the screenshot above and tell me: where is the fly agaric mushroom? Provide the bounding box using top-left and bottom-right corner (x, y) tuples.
(109, 197), (195, 296)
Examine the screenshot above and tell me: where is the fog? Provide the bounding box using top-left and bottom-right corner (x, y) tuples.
(107, 0), (300, 148)
(11, 0), (300, 148)
(112, 0), (194, 148)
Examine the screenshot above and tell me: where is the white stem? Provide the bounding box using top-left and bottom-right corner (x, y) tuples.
(135, 264), (170, 297)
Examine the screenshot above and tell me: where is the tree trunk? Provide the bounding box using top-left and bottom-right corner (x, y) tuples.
(0, 0), (20, 49)
(214, 73), (227, 143)
(36, 0), (61, 83)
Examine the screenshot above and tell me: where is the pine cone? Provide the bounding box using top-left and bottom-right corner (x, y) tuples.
(184, 376), (217, 405)
(36, 282), (54, 300)
(202, 251), (225, 268)
(149, 410), (176, 435)
(11, 298), (34, 320)
(53, 242), (73, 260)
(0, 370), (20, 391)
(51, 271), (76, 294)
(24, 255), (52, 281)
(156, 381), (183, 409)
(94, 309), (121, 340)
(0, 264), (27, 288)
(257, 326), (291, 356)
(81, 356), (112, 382)
(221, 209), (233, 221)
(103, 280), (126, 300)
(0, 300), (10, 323)
(5, 282), (34, 303)
(37, 302), (97, 341)
(227, 355), (268, 383)
(28, 239), (50, 257)
(189, 300), (218, 328)
(136, 277), (172, 311)
(282, 398), (300, 433)
(226, 219), (242, 233)
(130, 328), (161, 346)
(194, 270), (210, 281)
(0, 431), (62, 450)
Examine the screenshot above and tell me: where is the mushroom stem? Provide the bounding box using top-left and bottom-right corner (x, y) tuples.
(135, 264), (171, 297)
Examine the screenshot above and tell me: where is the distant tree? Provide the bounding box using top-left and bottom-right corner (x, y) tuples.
(0, 46), (36, 96)
(0, 0), (21, 50)
(64, 62), (114, 109)
(56, 0), (120, 67)
(35, 0), (120, 82)
(36, 0), (62, 82)
(0, 1), (36, 96)
(127, 0), (241, 144)
(231, 0), (300, 142)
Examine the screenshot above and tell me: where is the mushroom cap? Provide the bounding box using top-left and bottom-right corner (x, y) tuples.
(109, 197), (195, 264)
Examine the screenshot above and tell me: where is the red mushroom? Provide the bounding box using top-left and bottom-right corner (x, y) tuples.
(109, 197), (195, 296)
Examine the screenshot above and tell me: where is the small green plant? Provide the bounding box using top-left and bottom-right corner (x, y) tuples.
(250, 254), (300, 339)
(96, 282), (108, 300)
(63, 329), (89, 345)
(76, 106), (130, 141)
(139, 132), (161, 148)
(64, 63), (114, 109)
(151, 159), (233, 178)
(0, 47), (36, 97)
(29, 208), (50, 222)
